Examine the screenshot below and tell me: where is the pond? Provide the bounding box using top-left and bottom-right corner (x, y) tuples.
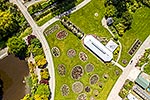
(0, 55), (29, 100)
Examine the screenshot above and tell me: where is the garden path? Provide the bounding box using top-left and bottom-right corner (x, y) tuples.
(0, 47), (8, 59)
(102, 17), (122, 62)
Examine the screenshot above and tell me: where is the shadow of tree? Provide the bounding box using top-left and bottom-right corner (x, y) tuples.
(51, 0), (77, 16)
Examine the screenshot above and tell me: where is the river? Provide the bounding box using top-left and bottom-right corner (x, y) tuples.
(0, 55), (29, 100)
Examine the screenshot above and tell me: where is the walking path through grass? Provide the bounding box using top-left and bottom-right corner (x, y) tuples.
(102, 17), (122, 63)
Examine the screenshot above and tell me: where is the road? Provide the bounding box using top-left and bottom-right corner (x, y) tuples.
(107, 35), (150, 100)
(9, 0), (91, 100)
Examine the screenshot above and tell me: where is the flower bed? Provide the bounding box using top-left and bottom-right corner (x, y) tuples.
(51, 47), (60, 57)
(71, 65), (84, 80)
(56, 30), (68, 40)
(85, 63), (94, 73)
(85, 86), (90, 93)
(44, 24), (60, 36)
(89, 74), (99, 85)
(79, 52), (88, 62)
(72, 81), (83, 94)
(67, 49), (76, 58)
(77, 93), (87, 100)
(61, 84), (70, 96)
(58, 64), (66, 76)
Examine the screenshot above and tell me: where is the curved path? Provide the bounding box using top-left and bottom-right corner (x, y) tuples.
(9, 0), (91, 100)
(102, 17), (122, 63)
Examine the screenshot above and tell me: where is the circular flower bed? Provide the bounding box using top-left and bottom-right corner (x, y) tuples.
(85, 63), (94, 73)
(98, 82), (103, 88)
(93, 90), (99, 97)
(85, 86), (90, 93)
(79, 52), (88, 62)
(103, 74), (109, 79)
(89, 74), (99, 85)
(51, 47), (60, 57)
(77, 93), (87, 100)
(61, 84), (69, 96)
(90, 96), (95, 100)
(72, 81), (83, 94)
(67, 49), (76, 58)
(58, 64), (66, 76)
(71, 65), (84, 80)
(56, 30), (68, 40)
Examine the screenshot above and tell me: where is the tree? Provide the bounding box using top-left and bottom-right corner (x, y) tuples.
(7, 37), (27, 57)
(0, 10), (18, 40)
(40, 68), (50, 80)
(35, 55), (47, 68)
(105, 5), (117, 18)
(140, 0), (150, 7)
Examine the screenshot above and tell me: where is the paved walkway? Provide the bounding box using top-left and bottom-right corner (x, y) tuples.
(111, 60), (125, 71)
(101, 17), (122, 63)
(0, 47), (8, 59)
(107, 35), (150, 100)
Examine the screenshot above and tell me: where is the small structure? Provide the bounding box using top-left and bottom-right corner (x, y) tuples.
(127, 93), (138, 100)
(135, 74), (150, 90)
(106, 17), (113, 26)
(106, 40), (118, 52)
(133, 85), (150, 100)
(83, 35), (113, 62)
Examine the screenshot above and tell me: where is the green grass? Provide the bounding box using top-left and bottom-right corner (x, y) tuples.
(36, 13), (53, 26)
(69, 0), (150, 67)
(45, 21), (122, 100)
(19, 27), (32, 38)
(69, 0), (111, 38)
(118, 7), (150, 66)
(144, 63), (150, 75)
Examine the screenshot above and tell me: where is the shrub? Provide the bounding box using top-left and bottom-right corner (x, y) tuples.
(35, 55), (47, 68)
(40, 68), (50, 80)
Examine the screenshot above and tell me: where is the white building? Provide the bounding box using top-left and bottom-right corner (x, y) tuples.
(106, 40), (118, 52)
(83, 35), (113, 62)
(127, 93), (138, 100)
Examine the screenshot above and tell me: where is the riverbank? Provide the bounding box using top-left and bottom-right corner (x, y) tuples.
(0, 55), (29, 100)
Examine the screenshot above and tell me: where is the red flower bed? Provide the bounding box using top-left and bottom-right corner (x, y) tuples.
(56, 30), (68, 40)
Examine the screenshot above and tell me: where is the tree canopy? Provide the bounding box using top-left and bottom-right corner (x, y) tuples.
(0, 10), (18, 40)
(7, 37), (27, 57)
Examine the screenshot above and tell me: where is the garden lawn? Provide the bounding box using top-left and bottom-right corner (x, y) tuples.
(45, 21), (122, 100)
(118, 7), (150, 66)
(69, 0), (112, 38)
